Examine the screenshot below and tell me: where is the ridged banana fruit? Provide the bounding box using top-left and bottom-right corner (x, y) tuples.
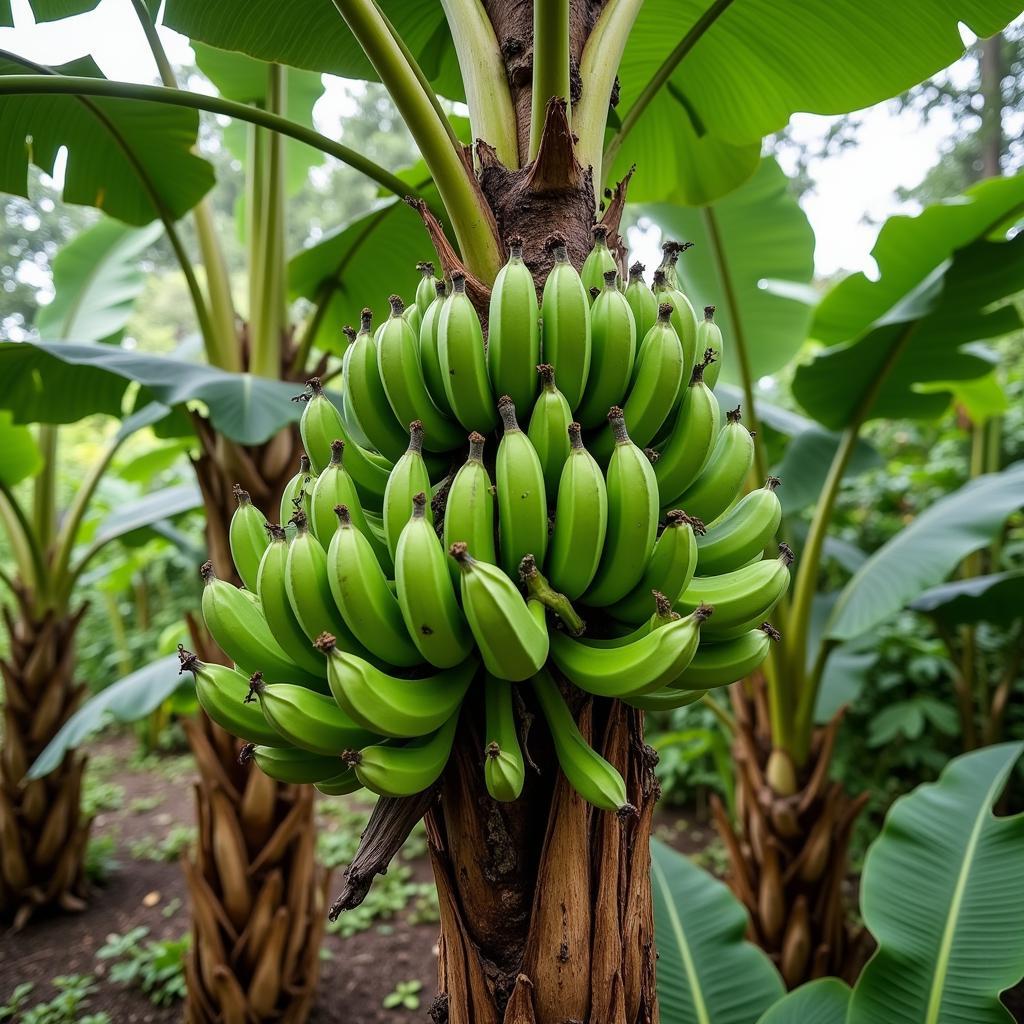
(450, 542), (549, 682)
(652, 267), (696, 380)
(180, 649), (288, 746)
(624, 261), (657, 339)
(674, 407), (755, 525)
(246, 674), (377, 756)
(546, 422), (608, 600)
(527, 364), (573, 496)
(343, 309), (408, 463)
(670, 623), (780, 690)
(696, 478), (782, 576)
(496, 396), (548, 576)
(299, 376), (390, 507)
(382, 421), (433, 561)
(229, 486), (269, 592)
(580, 224), (618, 297)
(443, 432), (497, 580)
(256, 525), (330, 679)
(377, 296), (463, 452)
(584, 408), (659, 607)
(319, 632), (475, 738)
(315, 769), (363, 796)
(396, 492), (472, 668)
(326, 505), (421, 667)
(610, 510), (703, 624)
(483, 675), (525, 801)
(251, 745), (346, 784)
(540, 235), (591, 409)
(579, 591), (677, 649)
(279, 454), (314, 526)
(677, 546), (793, 640)
(532, 668), (631, 814)
(655, 351), (721, 506)
(487, 237), (540, 413)
(576, 270), (637, 430)
(284, 511), (369, 657)
(549, 605), (711, 698)
(343, 712), (458, 797)
(418, 280), (454, 416)
(697, 306), (724, 390)
(414, 260), (439, 315)
(200, 561), (323, 688)
(625, 689), (707, 712)
(438, 272), (497, 432)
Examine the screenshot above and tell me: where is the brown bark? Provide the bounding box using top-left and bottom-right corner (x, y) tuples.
(0, 585), (90, 929)
(714, 680), (871, 987)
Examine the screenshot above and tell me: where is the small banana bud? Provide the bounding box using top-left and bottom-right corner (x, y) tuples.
(434, 279), (446, 298)
(467, 431), (487, 462)
(199, 560), (216, 584)
(411, 491), (428, 519)
(359, 308), (373, 333)
(264, 522), (286, 541)
(313, 632), (337, 653)
(177, 644), (200, 675)
(233, 484), (251, 507)
(591, 224), (609, 244)
(245, 671), (265, 703)
(416, 260), (435, 278)
(603, 269), (618, 289)
(693, 602), (714, 622)
(291, 508), (310, 534)
(536, 364), (557, 391)
(238, 742), (255, 766)
(657, 302), (674, 322)
(651, 590), (679, 622)
(485, 740), (501, 760)
(545, 234), (569, 262)
(765, 476), (781, 491)
(506, 235), (525, 259)
(451, 271), (467, 295)
(342, 324), (357, 345)
(340, 749), (362, 767)
(497, 395), (521, 433)
(407, 420), (425, 453)
(760, 623), (782, 642)
(778, 542), (795, 566)
(704, 305), (716, 321)
(628, 261), (645, 282)
(589, 286), (601, 300)
(334, 504), (353, 527)
(567, 422), (584, 450)
(665, 509), (706, 536)
(607, 406), (630, 445)
(726, 405), (743, 424)
(329, 438), (345, 465)
(299, 454), (311, 474)
(388, 294), (405, 317)
(449, 541), (471, 567)
(306, 376), (325, 397)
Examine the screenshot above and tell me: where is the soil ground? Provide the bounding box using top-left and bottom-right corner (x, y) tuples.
(2, 733), (1022, 1022)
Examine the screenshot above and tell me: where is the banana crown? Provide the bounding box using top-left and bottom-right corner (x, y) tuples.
(201, 237), (790, 812)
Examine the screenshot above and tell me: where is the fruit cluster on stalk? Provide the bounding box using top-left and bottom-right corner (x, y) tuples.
(182, 235), (789, 815)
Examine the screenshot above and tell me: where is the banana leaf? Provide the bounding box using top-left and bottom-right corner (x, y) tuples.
(757, 979), (851, 1024)
(909, 571), (1024, 627)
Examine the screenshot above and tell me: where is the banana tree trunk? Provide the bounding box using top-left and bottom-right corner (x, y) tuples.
(0, 584), (90, 929)
(713, 680), (870, 986)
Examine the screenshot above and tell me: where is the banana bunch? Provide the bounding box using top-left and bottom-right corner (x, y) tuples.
(193, 234), (789, 815)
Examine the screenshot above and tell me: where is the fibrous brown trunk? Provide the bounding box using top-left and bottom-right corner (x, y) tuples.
(713, 681), (870, 987)
(0, 585), (90, 929)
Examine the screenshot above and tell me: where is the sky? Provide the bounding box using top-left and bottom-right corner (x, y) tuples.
(0, 0), (990, 279)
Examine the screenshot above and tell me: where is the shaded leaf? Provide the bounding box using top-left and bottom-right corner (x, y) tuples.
(827, 461), (1024, 641)
(774, 427), (882, 515)
(909, 571), (1024, 627)
(0, 1), (101, 23)
(92, 482), (203, 549)
(815, 645), (878, 724)
(757, 979), (851, 1024)
(652, 838), (783, 1023)
(849, 743), (1024, 1024)
(0, 412), (42, 486)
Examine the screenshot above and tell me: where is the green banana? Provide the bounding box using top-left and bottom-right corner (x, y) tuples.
(414, 260), (438, 315)
(624, 261), (657, 340)
(326, 505), (422, 666)
(246, 673), (377, 756)
(315, 769), (364, 796)
(280, 454), (314, 525)
(377, 296), (463, 452)
(450, 542), (549, 682)
(609, 510), (703, 624)
(677, 546), (793, 640)
(652, 267), (696, 381)
(200, 561), (323, 687)
(284, 510), (369, 657)
(549, 605), (711, 698)
(579, 590), (677, 649)
(674, 406), (755, 524)
(580, 224), (618, 297)
(318, 632), (475, 738)
(540, 235), (591, 409)
(624, 689), (707, 712)
(546, 422), (608, 600)
(228, 486), (269, 592)
(396, 492), (473, 668)
(255, 525), (330, 679)
(654, 350), (721, 507)
(250, 744), (346, 784)
(443, 432), (497, 580)
(576, 270), (637, 430)
(438, 272), (497, 432)
(584, 408), (659, 607)
(696, 477), (782, 576)
(179, 647), (288, 746)
(419, 279), (454, 416)
(299, 377), (390, 507)
(670, 623), (780, 690)
(527, 364), (573, 496)
(343, 309), (408, 463)
(342, 712), (458, 797)
(496, 396), (548, 577)
(382, 421), (433, 561)
(532, 668), (632, 814)
(697, 306), (724, 390)
(404, 296), (422, 339)
(483, 675), (526, 802)
(487, 237), (541, 413)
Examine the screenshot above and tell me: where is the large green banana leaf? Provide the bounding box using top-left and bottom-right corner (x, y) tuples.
(827, 460), (1024, 642)
(0, 0), (107, 22)
(848, 743), (1024, 1024)
(0, 54), (214, 225)
(909, 571), (1024, 627)
(757, 979), (852, 1024)
(652, 838), (783, 1023)
(0, 412), (42, 486)
(642, 158), (815, 383)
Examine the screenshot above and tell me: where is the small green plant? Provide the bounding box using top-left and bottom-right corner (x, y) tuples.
(1, 975), (111, 1024)
(326, 865), (435, 938)
(96, 928), (189, 1007)
(127, 794), (163, 814)
(81, 777), (125, 816)
(83, 833), (120, 884)
(383, 980), (422, 1012)
(128, 825), (196, 862)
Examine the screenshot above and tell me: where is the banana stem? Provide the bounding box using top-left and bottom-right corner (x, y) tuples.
(32, 425), (57, 556)
(329, 0), (502, 282)
(0, 482), (46, 599)
(700, 692), (736, 735)
(529, 0), (571, 160)
(520, 555), (585, 636)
